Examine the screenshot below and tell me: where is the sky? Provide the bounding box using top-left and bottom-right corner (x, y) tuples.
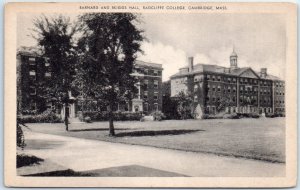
(17, 13), (286, 81)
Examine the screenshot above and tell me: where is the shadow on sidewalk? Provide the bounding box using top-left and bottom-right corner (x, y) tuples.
(115, 129), (204, 137)
(69, 128), (134, 132)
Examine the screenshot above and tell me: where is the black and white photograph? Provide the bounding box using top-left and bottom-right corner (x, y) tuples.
(5, 2), (297, 188)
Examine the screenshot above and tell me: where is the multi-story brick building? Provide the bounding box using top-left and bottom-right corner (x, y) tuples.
(17, 46), (53, 114)
(129, 61), (163, 114)
(170, 50), (285, 116)
(17, 47), (163, 116)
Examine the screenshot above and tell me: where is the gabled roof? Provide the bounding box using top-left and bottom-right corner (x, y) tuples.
(232, 67), (260, 79)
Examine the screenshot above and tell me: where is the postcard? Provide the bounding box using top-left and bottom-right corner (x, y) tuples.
(4, 2), (297, 187)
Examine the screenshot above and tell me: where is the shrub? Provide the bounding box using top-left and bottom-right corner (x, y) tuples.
(150, 111), (166, 121)
(250, 113), (260, 118)
(223, 113), (240, 119)
(18, 109), (62, 123)
(265, 113), (276, 118)
(82, 111), (143, 121)
(84, 116), (92, 123)
(201, 114), (210, 119)
(17, 122), (25, 149)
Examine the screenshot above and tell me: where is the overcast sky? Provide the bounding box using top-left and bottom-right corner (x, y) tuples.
(18, 13), (286, 81)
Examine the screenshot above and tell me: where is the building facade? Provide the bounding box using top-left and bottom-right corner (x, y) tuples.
(17, 47), (53, 114)
(17, 47), (163, 116)
(170, 50), (285, 116)
(130, 61), (163, 114)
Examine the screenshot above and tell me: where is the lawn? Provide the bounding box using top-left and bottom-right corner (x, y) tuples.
(26, 118), (285, 163)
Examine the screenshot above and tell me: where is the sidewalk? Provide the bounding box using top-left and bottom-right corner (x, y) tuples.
(19, 129), (285, 177)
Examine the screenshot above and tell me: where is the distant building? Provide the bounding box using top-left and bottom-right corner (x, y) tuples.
(170, 50), (285, 116)
(129, 61), (163, 114)
(17, 47), (163, 116)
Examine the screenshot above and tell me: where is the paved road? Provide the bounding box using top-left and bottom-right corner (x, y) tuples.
(21, 129), (285, 177)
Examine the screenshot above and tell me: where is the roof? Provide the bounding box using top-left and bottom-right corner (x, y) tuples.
(135, 60), (163, 70)
(230, 50), (238, 57)
(17, 46), (42, 57)
(170, 63), (283, 81)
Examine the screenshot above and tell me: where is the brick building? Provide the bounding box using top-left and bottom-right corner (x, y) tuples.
(17, 47), (163, 116)
(170, 50), (285, 116)
(17, 46), (53, 114)
(129, 61), (163, 113)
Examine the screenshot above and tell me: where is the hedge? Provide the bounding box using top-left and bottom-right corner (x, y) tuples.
(82, 111), (143, 121)
(17, 109), (62, 123)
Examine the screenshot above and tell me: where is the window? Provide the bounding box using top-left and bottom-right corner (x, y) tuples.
(153, 70), (158, 76)
(194, 85), (198, 90)
(144, 103), (149, 112)
(29, 71), (36, 76)
(206, 97), (210, 102)
(212, 75), (215, 81)
(144, 91), (148, 99)
(217, 76), (221, 81)
(30, 86), (36, 95)
(154, 103), (158, 111)
(30, 102), (36, 110)
(194, 95), (198, 101)
(228, 87), (231, 93)
(233, 87), (236, 93)
(154, 92), (158, 100)
(45, 72), (51, 77)
(207, 84), (210, 91)
(154, 80), (158, 88)
(228, 77), (231, 83)
(217, 86), (221, 92)
(212, 85), (216, 91)
(207, 75), (211, 80)
(233, 78), (236, 82)
(232, 96), (236, 102)
(212, 97), (216, 102)
(144, 80), (148, 90)
(29, 57), (35, 61)
(45, 62), (50, 67)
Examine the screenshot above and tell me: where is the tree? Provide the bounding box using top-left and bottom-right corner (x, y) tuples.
(176, 91), (194, 120)
(32, 15), (79, 131)
(77, 13), (144, 136)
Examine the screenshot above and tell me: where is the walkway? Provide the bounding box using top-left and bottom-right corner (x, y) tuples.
(20, 130), (285, 177)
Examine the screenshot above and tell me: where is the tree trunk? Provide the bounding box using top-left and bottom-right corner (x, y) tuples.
(107, 104), (115, 136)
(64, 102), (69, 131)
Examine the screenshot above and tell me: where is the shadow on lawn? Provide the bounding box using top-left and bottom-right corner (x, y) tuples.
(115, 129), (204, 137)
(69, 128), (134, 132)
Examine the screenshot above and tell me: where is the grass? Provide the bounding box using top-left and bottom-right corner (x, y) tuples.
(26, 118), (285, 163)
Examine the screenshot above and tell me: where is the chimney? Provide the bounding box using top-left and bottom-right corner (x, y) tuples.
(188, 57), (194, 72)
(260, 68), (267, 78)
